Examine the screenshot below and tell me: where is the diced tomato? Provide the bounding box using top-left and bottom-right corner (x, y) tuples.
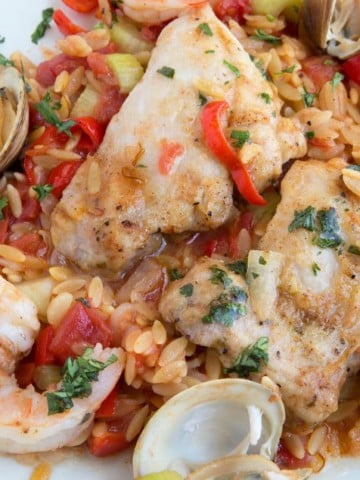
(94, 86), (126, 125)
(62, 0), (98, 13)
(47, 160), (82, 198)
(95, 387), (119, 419)
(18, 196), (41, 222)
(15, 362), (36, 388)
(343, 54), (360, 85)
(301, 56), (341, 91)
(213, 0), (251, 23)
(75, 117), (105, 147)
(50, 301), (112, 363)
(275, 440), (313, 470)
(35, 326), (57, 366)
(23, 157), (37, 185)
(9, 232), (48, 258)
(87, 52), (113, 77)
(88, 429), (130, 457)
(36, 54), (87, 87)
(53, 9), (86, 36)
(0, 219), (8, 244)
(158, 140), (185, 175)
(140, 24), (165, 43)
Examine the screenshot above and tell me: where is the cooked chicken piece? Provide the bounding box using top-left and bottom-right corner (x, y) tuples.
(160, 160), (360, 424)
(51, 4), (306, 277)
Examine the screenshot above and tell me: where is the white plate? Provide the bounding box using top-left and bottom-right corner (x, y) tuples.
(1, 1), (359, 478)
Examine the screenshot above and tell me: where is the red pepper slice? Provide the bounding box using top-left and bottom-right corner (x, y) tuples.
(53, 9), (86, 36)
(200, 101), (266, 206)
(35, 326), (57, 366)
(47, 160), (82, 199)
(343, 54), (360, 85)
(88, 430), (130, 457)
(75, 116), (106, 148)
(62, 0), (98, 13)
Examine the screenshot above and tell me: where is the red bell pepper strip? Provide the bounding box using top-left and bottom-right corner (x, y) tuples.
(47, 160), (82, 199)
(343, 54), (360, 85)
(200, 101), (266, 206)
(53, 9), (86, 36)
(88, 429), (130, 457)
(15, 362), (36, 388)
(62, 0), (98, 13)
(75, 117), (106, 148)
(35, 326), (57, 366)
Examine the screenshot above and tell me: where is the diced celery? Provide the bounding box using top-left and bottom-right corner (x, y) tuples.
(251, 0), (303, 22)
(71, 84), (100, 118)
(16, 276), (55, 319)
(33, 365), (62, 391)
(106, 53), (144, 94)
(110, 17), (154, 54)
(136, 472), (183, 480)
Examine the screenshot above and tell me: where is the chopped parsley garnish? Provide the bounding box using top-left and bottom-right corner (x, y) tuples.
(266, 14), (275, 21)
(179, 283), (193, 297)
(302, 87), (315, 107)
(198, 22), (213, 36)
(0, 197), (8, 220)
(279, 65), (296, 74)
(259, 256), (267, 265)
(288, 206), (317, 232)
(348, 245), (360, 255)
(312, 262), (321, 276)
(346, 164), (360, 172)
(168, 268), (184, 281)
(223, 60), (240, 77)
(199, 93), (207, 106)
(157, 66), (175, 78)
(33, 184), (53, 201)
(226, 260), (247, 278)
(252, 272), (259, 279)
(0, 53), (14, 67)
(259, 92), (271, 104)
(324, 59), (335, 66)
(46, 348), (117, 415)
(250, 56), (269, 80)
(224, 337), (269, 377)
(313, 207), (342, 249)
(305, 131), (315, 140)
(34, 92), (76, 136)
(31, 8), (54, 44)
(231, 130), (250, 148)
(252, 29), (282, 45)
(0, 36), (5, 44)
(209, 266), (232, 288)
(202, 286), (248, 327)
(205, 49), (215, 54)
(330, 72), (344, 89)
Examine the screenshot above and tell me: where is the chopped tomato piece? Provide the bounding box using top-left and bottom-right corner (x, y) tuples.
(94, 86), (126, 125)
(213, 0), (251, 23)
(36, 54), (87, 87)
(15, 362), (36, 388)
(75, 117), (105, 147)
(95, 387), (119, 419)
(200, 101), (266, 205)
(0, 219), (8, 244)
(158, 140), (185, 175)
(343, 54), (360, 85)
(18, 196), (41, 223)
(9, 232), (48, 258)
(53, 9), (86, 36)
(301, 56), (341, 91)
(35, 326), (57, 366)
(87, 52), (113, 77)
(88, 429), (130, 457)
(47, 160), (82, 198)
(23, 157), (37, 185)
(50, 301), (112, 363)
(62, 0), (98, 13)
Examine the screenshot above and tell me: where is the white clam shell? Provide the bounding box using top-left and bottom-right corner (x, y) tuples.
(133, 378), (285, 477)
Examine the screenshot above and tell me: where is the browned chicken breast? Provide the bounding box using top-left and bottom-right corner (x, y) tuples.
(50, 4), (305, 277)
(160, 160), (360, 424)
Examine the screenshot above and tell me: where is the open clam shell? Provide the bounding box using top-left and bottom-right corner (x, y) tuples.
(300, 0), (360, 59)
(133, 378), (285, 478)
(0, 66), (29, 171)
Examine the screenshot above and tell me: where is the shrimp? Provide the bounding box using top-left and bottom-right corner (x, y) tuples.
(122, 0), (207, 25)
(0, 274), (40, 374)
(0, 344), (125, 453)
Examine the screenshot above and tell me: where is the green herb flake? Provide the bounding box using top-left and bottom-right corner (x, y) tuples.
(226, 260), (247, 278)
(302, 87), (315, 107)
(179, 283), (193, 297)
(223, 60), (240, 77)
(94, 22), (105, 29)
(346, 164), (360, 172)
(252, 272), (259, 279)
(0, 36), (5, 44)
(266, 14), (275, 21)
(46, 348), (117, 414)
(0, 53), (14, 67)
(252, 29), (282, 45)
(205, 49), (215, 54)
(330, 72), (344, 89)
(312, 262), (321, 276)
(305, 131), (315, 140)
(288, 206), (317, 232)
(0, 197), (8, 220)
(278, 65), (296, 74)
(209, 266), (232, 288)
(168, 268), (184, 281)
(31, 8), (54, 44)
(34, 92), (76, 136)
(231, 130), (250, 148)
(258, 256), (267, 265)
(224, 337), (269, 377)
(198, 22), (213, 36)
(259, 92), (271, 104)
(33, 184), (53, 201)
(199, 92), (207, 106)
(157, 66), (175, 79)
(324, 59), (335, 66)
(348, 245), (360, 255)
(202, 286), (248, 327)
(313, 207), (343, 249)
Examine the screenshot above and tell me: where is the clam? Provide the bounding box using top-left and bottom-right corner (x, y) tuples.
(300, 0), (360, 59)
(0, 66), (29, 171)
(133, 378), (286, 478)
